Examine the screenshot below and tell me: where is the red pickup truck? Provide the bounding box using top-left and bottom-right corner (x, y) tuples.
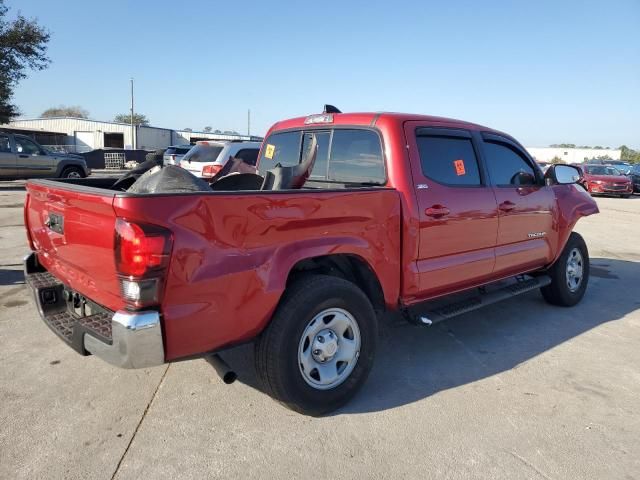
(24, 109), (598, 415)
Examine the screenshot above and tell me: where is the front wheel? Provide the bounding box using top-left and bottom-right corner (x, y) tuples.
(541, 232), (589, 306)
(255, 275), (377, 416)
(60, 166), (84, 178)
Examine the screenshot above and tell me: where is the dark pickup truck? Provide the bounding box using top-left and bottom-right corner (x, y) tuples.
(24, 109), (598, 415)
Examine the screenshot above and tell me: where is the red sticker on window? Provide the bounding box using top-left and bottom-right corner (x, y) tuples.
(454, 159), (466, 176)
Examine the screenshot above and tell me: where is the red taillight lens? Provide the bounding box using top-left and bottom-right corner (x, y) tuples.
(202, 164), (223, 177)
(115, 218), (172, 277)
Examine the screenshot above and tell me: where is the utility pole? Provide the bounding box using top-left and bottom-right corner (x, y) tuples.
(130, 78), (135, 149)
(247, 109), (251, 136)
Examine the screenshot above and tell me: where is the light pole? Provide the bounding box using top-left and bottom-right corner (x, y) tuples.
(130, 78), (135, 149)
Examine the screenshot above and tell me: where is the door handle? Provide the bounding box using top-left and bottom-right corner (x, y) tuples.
(499, 201), (516, 212)
(425, 205), (450, 218)
(19, 154), (29, 158)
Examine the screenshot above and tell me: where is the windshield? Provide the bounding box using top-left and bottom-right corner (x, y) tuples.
(584, 165), (621, 176)
(181, 144), (224, 163)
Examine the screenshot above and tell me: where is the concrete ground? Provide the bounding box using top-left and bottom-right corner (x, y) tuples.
(1, 180), (638, 479)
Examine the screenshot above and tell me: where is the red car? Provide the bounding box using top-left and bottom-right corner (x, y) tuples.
(577, 164), (633, 198)
(24, 109), (598, 415)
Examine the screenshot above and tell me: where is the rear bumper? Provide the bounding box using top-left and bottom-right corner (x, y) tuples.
(24, 252), (165, 369)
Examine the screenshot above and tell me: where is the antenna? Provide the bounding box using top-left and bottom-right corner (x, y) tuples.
(323, 104), (342, 114)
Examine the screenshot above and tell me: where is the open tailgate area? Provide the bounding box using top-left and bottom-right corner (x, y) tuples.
(25, 180), (124, 312)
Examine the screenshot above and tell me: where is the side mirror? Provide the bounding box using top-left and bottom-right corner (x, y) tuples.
(546, 164), (581, 185)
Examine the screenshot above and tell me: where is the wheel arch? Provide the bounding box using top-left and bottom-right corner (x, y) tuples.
(286, 254), (386, 315)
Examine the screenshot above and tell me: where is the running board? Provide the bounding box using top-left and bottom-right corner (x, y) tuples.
(410, 275), (551, 326)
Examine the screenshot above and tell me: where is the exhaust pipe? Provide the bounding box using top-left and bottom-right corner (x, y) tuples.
(206, 354), (237, 384)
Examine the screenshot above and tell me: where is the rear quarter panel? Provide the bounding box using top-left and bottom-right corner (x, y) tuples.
(113, 189), (402, 360)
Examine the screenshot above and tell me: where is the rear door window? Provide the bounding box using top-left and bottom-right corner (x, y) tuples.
(0, 135), (11, 153)
(416, 134), (481, 186)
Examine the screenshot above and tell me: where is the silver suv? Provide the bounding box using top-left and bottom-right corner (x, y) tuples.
(163, 145), (193, 166)
(0, 132), (89, 179)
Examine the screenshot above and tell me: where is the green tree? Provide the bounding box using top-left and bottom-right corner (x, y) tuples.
(0, 0), (50, 123)
(114, 113), (149, 126)
(550, 156), (565, 164)
(41, 105), (88, 118)
(203, 126), (212, 132)
(619, 145), (640, 164)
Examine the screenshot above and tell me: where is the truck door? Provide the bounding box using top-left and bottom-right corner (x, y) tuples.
(404, 124), (499, 299)
(479, 133), (557, 276)
(15, 136), (54, 178)
(0, 133), (18, 178)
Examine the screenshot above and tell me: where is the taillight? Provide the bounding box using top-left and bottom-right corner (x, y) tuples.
(115, 218), (173, 309)
(170, 154), (176, 161)
(202, 164), (223, 177)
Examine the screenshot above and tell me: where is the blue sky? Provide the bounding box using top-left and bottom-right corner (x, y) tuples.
(12, 0), (640, 147)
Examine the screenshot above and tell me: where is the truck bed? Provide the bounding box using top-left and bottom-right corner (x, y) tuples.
(25, 177), (402, 360)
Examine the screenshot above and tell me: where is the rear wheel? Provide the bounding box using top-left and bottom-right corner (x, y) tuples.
(621, 194), (631, 199)
(255, 275), (377, 416)
(60, 166), (84, 178)
(541, 232), (589, 306)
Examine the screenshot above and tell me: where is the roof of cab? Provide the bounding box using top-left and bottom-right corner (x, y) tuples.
(271, 111), (504, 136)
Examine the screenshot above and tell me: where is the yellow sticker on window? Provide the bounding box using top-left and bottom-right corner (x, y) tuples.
(265, 144), (275, 159)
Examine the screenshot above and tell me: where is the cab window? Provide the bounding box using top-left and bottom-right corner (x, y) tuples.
(483, 141), (537, 186)
(257, 131), (302, 174)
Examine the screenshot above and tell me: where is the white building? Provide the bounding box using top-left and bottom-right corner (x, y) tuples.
(526, 147), (621, 163)
(3, 117), (262, 152)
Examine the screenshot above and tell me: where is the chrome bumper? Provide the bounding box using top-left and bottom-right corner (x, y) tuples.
(24, 252), (165, 369)
(84, 311), (164, 369)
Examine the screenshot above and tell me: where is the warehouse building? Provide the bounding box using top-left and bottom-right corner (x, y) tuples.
(2, 117), (262, 152)
(526, 146), (621, 163)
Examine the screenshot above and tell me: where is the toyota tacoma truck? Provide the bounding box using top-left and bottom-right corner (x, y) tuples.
(23, 108), (598, 415)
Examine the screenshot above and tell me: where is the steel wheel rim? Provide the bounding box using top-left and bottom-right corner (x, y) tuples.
(298, 308), (361, 390)
(566, 248), (584, 293)
(66, 171), (81, 178)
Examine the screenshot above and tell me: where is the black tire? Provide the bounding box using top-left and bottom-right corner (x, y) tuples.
(621, 194), (631, 199)
(255, 275), (377, 416)
(60, 166), (84, 179)
(541, 232), (589, 307)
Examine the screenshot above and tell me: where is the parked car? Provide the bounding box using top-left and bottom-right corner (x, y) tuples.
(628, 163), (640, 193)
(23, 109), (598, 415)
(585, 159), (632, 174)
(575, 164), (633, 197)
(179, 141), (261, 179)
(0, 131), (89, 179)
(162, 145), (193, 166)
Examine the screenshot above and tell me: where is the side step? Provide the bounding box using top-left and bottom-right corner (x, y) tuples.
(409, 275), (551, 326)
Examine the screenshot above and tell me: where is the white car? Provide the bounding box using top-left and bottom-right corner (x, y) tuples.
(180, 141), (261, 179)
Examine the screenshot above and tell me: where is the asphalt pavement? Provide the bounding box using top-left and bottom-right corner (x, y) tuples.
(1, 180), (638, 479)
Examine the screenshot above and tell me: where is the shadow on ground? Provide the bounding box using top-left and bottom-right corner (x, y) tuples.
(218, 257), (640, 415)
